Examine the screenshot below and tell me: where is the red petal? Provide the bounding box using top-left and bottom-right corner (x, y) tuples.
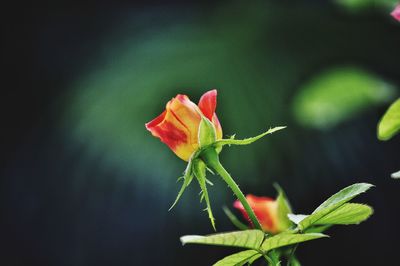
(149, 119), (188, 151)
(233, 194), (277, 233)
(145, 94), (201, 161)
(233, 200), (250, 222)
(145, 110), (167, 130)
(198, 89), (217, 121)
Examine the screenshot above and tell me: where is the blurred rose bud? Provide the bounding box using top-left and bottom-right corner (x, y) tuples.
(391, 5), (400, 21)
(234, 194), (290, 234)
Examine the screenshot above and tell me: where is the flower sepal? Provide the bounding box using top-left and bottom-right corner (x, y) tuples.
(192, 158), (216, 230)
(169, 150), (218, 230)
(213, 126), (286, 149)
(168, 157), (195, 211)
(198, 116), (217, 148)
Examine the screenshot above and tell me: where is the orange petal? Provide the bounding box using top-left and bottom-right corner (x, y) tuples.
(233, 194), (279, 233)
(146, 103), (197, 161)
(167, 94), (202, 149)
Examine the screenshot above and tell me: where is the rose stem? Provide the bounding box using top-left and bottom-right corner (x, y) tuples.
(201, 148), (263, 231)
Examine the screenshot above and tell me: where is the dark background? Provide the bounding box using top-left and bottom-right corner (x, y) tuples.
(2, 0), (400, 265)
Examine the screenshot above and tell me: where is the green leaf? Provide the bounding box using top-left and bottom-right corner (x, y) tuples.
(222, 206), (249, 230)
(247, 253), (263, 265)
(169, 159), (194, 210)
(314, 183), (373, 212)
(287, 214), (308, 225)
(292, 67), (395, 130)
(268, 249), (282, 265)
(290, 255), (302, 266)
(213, 250), (261, 266)
(198, 116), (217, 147)
(313, 203), (373, 225)
(192, 159), (216, 230)
(378, 98), (400, 141)
(275, 184), (293, 231)
(214, 126), (286, 147)
(260, 233), (328, 252)
(304, 225), (332, 234)
(299, 183), (374, 230)
(392, 170), (400, 179)
(180, 230), (265, 249)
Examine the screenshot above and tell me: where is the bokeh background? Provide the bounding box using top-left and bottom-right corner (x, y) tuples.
(2, 0), (400, 265)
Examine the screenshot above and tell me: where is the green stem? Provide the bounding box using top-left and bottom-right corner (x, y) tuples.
(263, 255), (274, 266)
(201, 148), (263, 231)
(287, 244), (298, 266)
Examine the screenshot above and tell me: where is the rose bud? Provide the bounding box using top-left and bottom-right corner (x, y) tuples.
(146, 90), (222, 161)
(234, 194), (291, 234)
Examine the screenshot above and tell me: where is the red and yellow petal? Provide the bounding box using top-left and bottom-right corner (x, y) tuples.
(145, 102), (198, 161)
(199, 89), (222, 139)
(167, 94), (202, 149)
(212, 114), (223, 140)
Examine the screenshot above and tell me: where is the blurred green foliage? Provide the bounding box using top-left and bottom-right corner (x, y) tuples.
(292, 67), (395, 129)
(9, 1), (399, 265)
(378, 98), (400, 140)
(60, 0), (400, 227)
(335, 0), (398, 12)
(62, 3), (284, 190)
